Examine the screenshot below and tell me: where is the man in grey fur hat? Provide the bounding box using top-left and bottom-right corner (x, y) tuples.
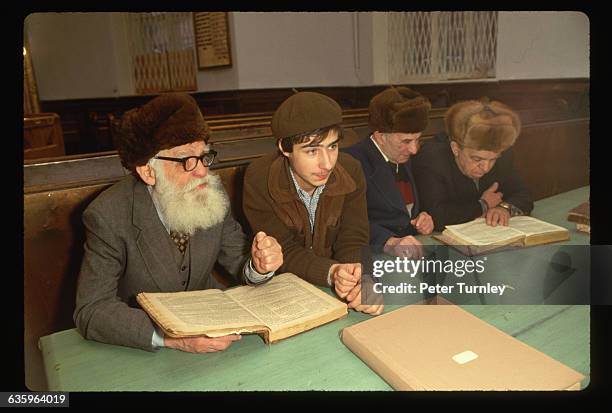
(74, 93), (283, 353)
(412, 99), (533, 231)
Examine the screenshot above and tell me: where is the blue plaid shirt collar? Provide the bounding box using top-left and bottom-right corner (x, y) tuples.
(288, 167), (325, 231)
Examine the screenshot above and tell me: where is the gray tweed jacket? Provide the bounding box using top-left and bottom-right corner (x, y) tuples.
(73, 175), (250, 351)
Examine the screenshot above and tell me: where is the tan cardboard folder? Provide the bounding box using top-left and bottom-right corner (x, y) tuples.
(341, 304), (584, 390)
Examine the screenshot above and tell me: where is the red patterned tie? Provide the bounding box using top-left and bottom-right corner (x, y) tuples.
(169, 231), (190, 255)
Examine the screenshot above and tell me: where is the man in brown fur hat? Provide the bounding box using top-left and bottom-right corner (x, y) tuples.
(243, 91), (383, 316)
(344, 87), (434, 258)
(412, 99), (533, 230)
(74, 93), (283, 353)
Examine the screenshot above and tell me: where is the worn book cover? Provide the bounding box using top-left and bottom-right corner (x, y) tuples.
(567, 202), (590, 225)
(137, 273), (348, 343)
(567, 202), (590, 233)
(341, 304), (584, 390)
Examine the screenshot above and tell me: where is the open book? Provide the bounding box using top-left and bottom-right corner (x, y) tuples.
(434, 216), (569, 256)
(136, 273), (347, 344)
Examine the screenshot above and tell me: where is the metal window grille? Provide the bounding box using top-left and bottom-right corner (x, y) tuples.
(127, 12), (197, 94)
(388, 12), (497, 83)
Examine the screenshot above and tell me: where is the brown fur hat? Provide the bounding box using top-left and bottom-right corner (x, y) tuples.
(113, 93), (211, 172)
(445, 100), (521, 152)
(368, 87), (431, 134)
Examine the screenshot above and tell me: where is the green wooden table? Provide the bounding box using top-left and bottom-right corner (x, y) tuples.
(38, 187), (590, 391)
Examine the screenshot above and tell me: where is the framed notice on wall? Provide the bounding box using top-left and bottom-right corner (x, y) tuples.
(193, 12), (232, 69)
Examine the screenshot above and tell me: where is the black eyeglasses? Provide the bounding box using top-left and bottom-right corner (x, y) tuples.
(154, 150), (217, 172)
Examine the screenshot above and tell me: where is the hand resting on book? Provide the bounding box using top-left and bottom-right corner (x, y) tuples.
(164, 334), (242, 353)
(484, 206), (510, 227)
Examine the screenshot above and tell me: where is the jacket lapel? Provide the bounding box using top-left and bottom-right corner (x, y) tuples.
(266, 154), (356, 241)
(268, 156), (297, 203)
(363, 139), (409, 214)
(403, 159), (420, 216)
(267, 156), (308, 233)
(132, 182), (182, 292)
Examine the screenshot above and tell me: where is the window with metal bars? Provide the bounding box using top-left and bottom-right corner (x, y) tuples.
(126, 12), (197, 94)
(388, 12), (497, 83)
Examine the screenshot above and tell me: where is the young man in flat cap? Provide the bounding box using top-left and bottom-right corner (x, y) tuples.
(74, 93), (283, 353)
(412, 99), (533, 231)
(243, 91), (383, 316)
(344, 87), (434, 258)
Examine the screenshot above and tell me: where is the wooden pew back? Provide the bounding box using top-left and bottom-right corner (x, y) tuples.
(24, 113), (66, 159)
(24, 164), (248, 390)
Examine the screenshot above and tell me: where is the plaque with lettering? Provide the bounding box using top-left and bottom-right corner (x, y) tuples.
(193, 12), (232, 69)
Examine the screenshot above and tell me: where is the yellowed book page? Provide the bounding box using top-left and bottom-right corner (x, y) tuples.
(444, 218), (524, 246)
(139, 289), (262, 337)
(576, 223), (590, 234)
(225, 273), (346, 331)
(508, 216), (569, 237)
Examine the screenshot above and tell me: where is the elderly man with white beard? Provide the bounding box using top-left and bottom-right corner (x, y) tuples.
(74, 93), (283, 353)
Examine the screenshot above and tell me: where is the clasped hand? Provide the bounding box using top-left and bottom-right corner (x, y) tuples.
(251, 231), (283, 274)
(384, 235), (424, 259)
(410, 211), (434, 235)
(330, 263), (384, 316)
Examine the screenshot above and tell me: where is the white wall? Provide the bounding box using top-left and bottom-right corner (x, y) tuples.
(231, 12), (360, 89)
(496, 11), (589, 80)
(372, 12), (388, 85)
(372, 11), (589, 85)
(25, 13), (123, 100)
(27, 12), (373, 99)
(198, 12), (372, 92)
(24, 12), (589, 101)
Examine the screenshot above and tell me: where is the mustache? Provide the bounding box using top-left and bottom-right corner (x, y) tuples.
(181, 174), (212, 193)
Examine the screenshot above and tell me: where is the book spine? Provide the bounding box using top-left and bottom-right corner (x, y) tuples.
(568, 215), (589, 225)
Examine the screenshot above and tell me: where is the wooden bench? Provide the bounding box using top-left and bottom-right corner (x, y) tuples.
(24, 113), (66, 160)
(42, 79), (589, 156)
(24, 162), (250, 391)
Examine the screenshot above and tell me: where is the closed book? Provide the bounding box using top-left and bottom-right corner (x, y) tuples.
(567, 202), (590, 225)
(341, 303), (584, 390)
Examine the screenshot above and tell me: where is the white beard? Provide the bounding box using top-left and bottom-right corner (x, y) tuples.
(150, 166), (229, 235)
